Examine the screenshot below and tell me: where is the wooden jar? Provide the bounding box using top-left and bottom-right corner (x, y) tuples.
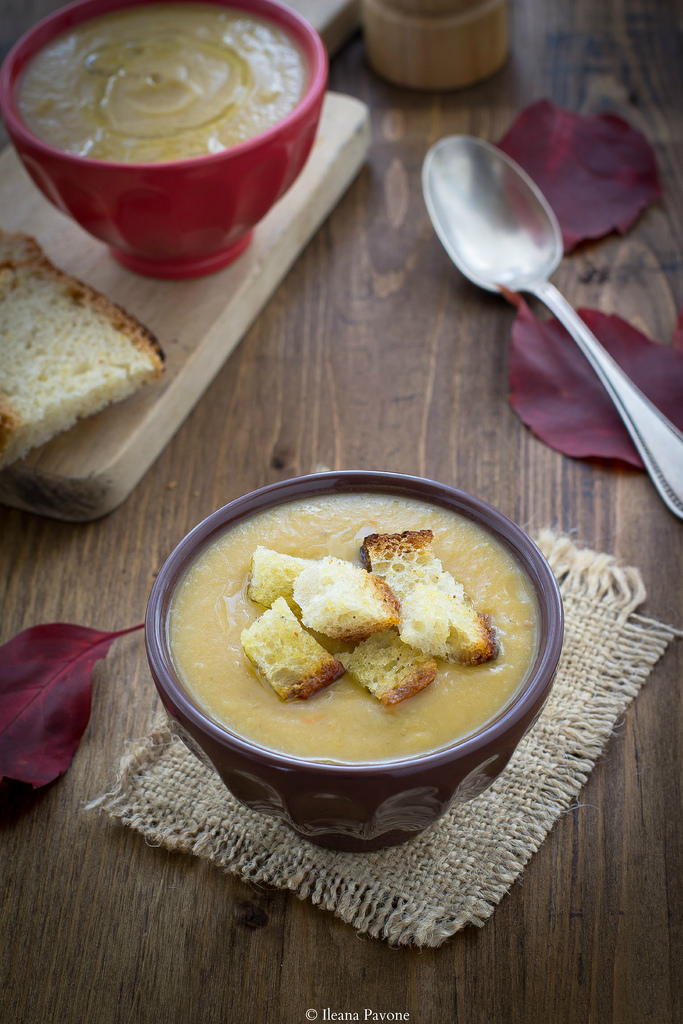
(361, 0), (508, 90)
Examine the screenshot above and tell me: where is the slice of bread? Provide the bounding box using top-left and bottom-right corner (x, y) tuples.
(247, 546), (311, 610)
(361, 530), (498, 665)
(240, 596), (345, 700)
(0, 228), (164, 469)
(340, 631), (437, 705)
(292, 555), (401, 644)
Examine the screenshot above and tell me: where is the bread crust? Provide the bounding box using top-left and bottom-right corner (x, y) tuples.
(0, 229), (44, 264)
(0, 400), (21, 461)
(360, 529), (434, 568)
(241, 597), (345, 701)
(59, 271), (164, 368)
(468, 613), (498, 665)
(288, 658), (346, 700)
(340, 630), (438, 705)
(378, 662), (438, 705)
(335, 574), (400, 644)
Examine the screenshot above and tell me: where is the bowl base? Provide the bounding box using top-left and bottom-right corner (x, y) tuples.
(290, 824), (428, 852)
(109, 231), (254, 279)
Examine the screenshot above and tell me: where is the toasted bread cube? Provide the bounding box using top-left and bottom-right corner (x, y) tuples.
(247, 546), (310, 610)
(292, 555), (400, 643)
(360, 530), (442, 599)
(400, 582), (498, 665)
(340, 632), (438, 706)
(240, 597), (344, 700)
(361, 531), (498, 665)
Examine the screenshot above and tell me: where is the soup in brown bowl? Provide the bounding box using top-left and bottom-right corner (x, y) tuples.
(168, 492), (539, 763)
(145, 472), (564, 851)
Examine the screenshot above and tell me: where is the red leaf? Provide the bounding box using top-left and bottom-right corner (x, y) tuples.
(673, 307), (683, 352)
(0, 622), (144, 788)
(498, 99), (661, 252)
(508, 301), (683, 467)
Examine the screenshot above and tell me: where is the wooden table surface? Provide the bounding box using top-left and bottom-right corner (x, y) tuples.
(1, 2), (682, 1022)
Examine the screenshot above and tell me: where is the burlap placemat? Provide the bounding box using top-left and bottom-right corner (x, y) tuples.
(91, 531), (680, 947)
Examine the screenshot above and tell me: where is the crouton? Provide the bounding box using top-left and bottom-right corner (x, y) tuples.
(240, 597), (345, 700)
(400, 582), (498, 665)
(360, 530), (442, 599)
(292, 555), (400, 643)
(361, 531), (498, 665)
(340, 631), (438, 706)
(247, 546), (310, 610)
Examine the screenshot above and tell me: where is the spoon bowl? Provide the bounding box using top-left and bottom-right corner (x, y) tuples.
(423, 136), (562, 292)
(422, 134), (683, 521)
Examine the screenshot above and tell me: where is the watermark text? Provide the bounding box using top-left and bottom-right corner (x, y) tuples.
(305, 1011), (410, 1022)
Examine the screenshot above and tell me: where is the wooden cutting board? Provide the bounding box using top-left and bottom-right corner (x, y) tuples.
(0, 3), (366, 522)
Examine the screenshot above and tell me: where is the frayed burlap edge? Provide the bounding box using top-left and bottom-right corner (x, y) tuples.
(89, 531), (680, 947)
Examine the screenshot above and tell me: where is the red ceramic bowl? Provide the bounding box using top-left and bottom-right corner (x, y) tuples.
(145, 471), (564, 852)
(0, 0), (327, 278)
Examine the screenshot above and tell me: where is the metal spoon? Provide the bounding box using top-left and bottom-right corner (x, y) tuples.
(422, 134), (683, 521)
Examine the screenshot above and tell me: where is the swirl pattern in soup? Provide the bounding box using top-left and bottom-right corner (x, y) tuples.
(18, 4), (307, 162)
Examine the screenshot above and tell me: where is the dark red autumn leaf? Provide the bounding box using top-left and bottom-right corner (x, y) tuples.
(673, 307), (683, 352)
(0, 622), (144, 788)
(508, 300), (683, 467)
(498, 99), (661, 252)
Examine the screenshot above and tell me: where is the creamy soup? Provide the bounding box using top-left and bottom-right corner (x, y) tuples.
(18, 4), (307, 162)
(168, 494), (539, 762)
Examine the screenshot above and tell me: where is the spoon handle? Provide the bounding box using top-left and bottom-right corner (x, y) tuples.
(529, 280), (683, 521)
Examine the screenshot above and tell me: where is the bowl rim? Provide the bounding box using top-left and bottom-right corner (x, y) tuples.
(145, 471), (565, 777)
(0, 0), (328, 170)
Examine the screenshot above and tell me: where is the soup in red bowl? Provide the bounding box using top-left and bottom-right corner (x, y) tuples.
(0, 0), (328, 278)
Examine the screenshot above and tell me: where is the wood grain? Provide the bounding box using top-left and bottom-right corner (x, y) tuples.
(1, 2), (682, 1023)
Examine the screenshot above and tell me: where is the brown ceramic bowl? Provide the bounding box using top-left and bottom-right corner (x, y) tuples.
(145, 471), (564, 851)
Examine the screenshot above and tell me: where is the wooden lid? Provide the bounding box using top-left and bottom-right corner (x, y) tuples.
(362, 0), (508, 90)
(379, 0), (486, 12)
